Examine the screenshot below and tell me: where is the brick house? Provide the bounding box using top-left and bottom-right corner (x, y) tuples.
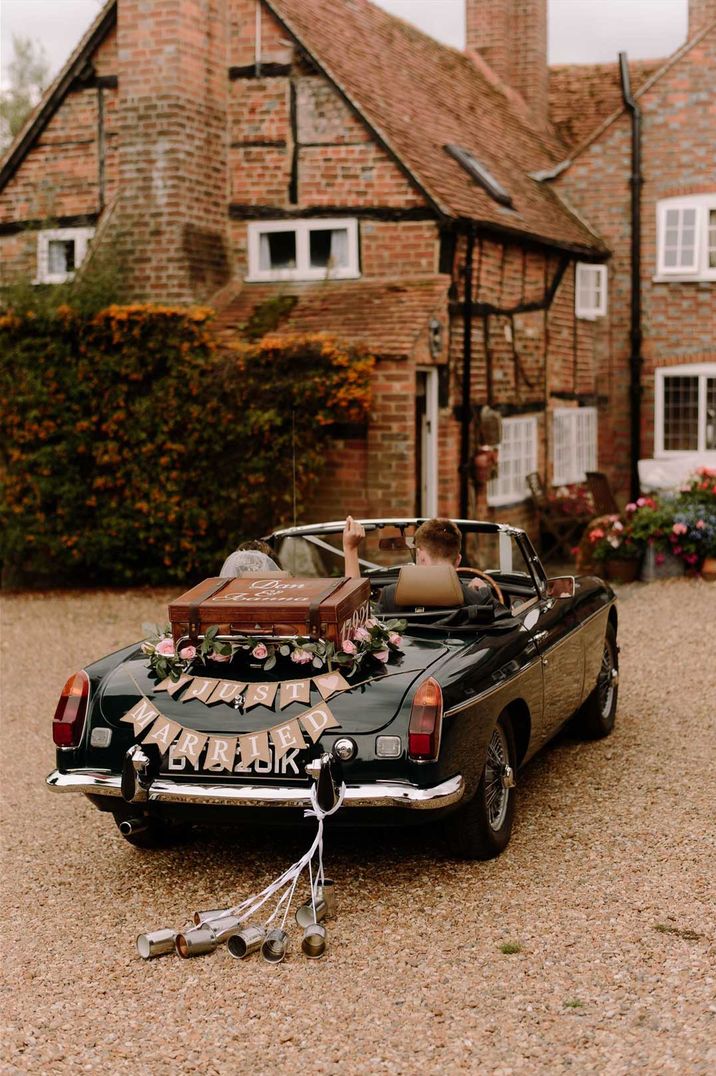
(1, 0), (713, 535)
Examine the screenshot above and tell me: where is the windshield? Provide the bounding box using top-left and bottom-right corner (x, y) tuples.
(269, 523), (536, 584)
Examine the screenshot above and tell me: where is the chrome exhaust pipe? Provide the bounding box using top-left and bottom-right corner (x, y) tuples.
(136, 929), (177, 959)
(119, 817), (148, 837)
(227, 926), (265, 960)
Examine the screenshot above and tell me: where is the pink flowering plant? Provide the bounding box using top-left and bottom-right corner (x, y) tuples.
(586, 515), (642, 563)
(626, 478), (716, 568)
(144, 615), (407, 678)
(141, 623), (233, 682)
(546, 483), (595, 518)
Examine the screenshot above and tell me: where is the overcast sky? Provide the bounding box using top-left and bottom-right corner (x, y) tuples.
(0, 0), (689, 90)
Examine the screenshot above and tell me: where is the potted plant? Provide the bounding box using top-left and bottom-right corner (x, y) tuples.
(585, 515), (643, 582)
(626, 498), (684, 581)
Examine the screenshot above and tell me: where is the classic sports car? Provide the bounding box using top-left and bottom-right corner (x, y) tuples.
(47, 520), (619, 860)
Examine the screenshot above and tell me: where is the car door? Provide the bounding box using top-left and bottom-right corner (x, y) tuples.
(525, 593), (584, 738)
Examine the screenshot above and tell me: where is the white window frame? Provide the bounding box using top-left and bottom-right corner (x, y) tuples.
(487, 415), (537, 508)
(246, 219), (360, 282)
(35, 227), (94, 284)
(575, 263), (608, 319)
(552, 407), (598, 485)
(655, 194), (716, 282)
(654, 363), (716, 458)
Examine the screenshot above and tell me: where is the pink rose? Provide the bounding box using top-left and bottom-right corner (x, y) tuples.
(178, 645), (196, 661)
(696, 520), (706, 529)
(353, 626), (370, 642)
(672, 523), (688, 536)
(372, 649), (389, 663)
(252, 643), (268, 660)
(155, 638), (175, 657)
(291, 648), (312, 664)
(342, 639), (357, 655)
(626, 502), (637, 512)
(388, 632), (402, 647)
(636, 497), (648, 507)
(209, 650), (231, 662)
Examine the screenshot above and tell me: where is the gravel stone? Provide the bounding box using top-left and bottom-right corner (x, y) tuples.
(1, 581), (715, 1074)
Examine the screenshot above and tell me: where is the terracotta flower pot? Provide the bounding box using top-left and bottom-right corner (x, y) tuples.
(701, 556), (716, 582)
(604, 559), (640, 583)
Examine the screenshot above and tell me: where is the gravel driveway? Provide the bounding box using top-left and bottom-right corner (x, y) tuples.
(1, 581), (714, 1075)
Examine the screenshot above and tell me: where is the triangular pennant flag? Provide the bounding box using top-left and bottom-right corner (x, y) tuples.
(244, 682), (278, 710)
(143, 716), (183, 750)
(165, 673), (193, 697)
(153, 677), (173, 693)
(181, 677), (217, 704)
(270, 719), (304, 759)
(204, 735), (239, 773)
(238, 730), (271, 767)
(313, 671), (352, 700)
(279, 679), (311, 709)
(207, 680), (246, 706)
(172, 728), (209, 767)
(299, 702), (340, 743)
(121, 698), (161, 735)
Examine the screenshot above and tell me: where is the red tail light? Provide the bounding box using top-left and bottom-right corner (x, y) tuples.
(408, 677), (443, 761)
(52, 671), (90, 747)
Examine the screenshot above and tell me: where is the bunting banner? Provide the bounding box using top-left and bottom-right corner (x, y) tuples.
(154, 669), (353, 710)
(120, 696), (341, 773)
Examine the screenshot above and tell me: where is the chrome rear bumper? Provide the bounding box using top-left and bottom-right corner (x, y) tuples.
(46, 769), (465, 810)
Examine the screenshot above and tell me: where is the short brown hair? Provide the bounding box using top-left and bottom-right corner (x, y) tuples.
(414, 518), (462, 561)
(239, 539), (274, 558)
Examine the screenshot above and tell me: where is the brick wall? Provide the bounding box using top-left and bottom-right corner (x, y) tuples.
(465, 0), (549, 126)
(554, 26), (716, 496)
(115, 0), (231, 301)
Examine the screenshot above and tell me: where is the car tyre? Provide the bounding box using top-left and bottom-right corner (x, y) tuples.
(571, 623), (618, 740)
(112, 813), (192, 849)
(444, 711), (517, 860)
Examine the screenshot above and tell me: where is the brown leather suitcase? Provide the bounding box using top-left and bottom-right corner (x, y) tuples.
(169, 576), (371, 645)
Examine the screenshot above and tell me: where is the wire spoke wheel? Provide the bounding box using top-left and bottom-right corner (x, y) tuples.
(483, 723), (510, 831)
(597, 636), (616, 718)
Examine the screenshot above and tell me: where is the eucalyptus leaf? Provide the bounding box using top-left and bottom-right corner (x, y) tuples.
(312, 656), (324, 668)
(264, 656), (276, 671)
(279, 645), (290, 656)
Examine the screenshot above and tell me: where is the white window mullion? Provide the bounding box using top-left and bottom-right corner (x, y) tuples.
(487, 416), (537, 507)
(295, 221), (309, 277)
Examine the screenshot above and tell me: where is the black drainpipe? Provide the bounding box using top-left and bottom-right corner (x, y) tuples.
(619, 51), (643, 502)
(460, 227), (476, 518)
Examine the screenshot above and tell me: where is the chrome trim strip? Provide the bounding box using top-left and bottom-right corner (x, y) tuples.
(46, 770), (465, 810)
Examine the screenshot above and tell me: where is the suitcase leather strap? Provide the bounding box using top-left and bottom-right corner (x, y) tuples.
(188, 578), (231, 642)
(308, 578), (345, 639)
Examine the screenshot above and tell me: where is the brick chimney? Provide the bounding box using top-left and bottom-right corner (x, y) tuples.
(465, 0), (548, 125)
(689, 0), (716, 34)
(116, 0), (230, 302)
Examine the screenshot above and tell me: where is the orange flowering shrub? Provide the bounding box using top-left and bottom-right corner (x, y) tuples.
(0, 309), (373, 586)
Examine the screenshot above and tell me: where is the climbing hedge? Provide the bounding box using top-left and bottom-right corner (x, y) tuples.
(0, 305), (373, 586)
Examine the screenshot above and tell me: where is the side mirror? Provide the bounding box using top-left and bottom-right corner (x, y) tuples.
(547, 576), (575, 599)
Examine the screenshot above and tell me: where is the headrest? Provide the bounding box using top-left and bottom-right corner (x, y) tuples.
(394, 564), (464, 608)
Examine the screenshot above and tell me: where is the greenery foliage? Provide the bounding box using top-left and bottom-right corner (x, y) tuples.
(0, 36), (49, 152)
(0, 305), (373, 587)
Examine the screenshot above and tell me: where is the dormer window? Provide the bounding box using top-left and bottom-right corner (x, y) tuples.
(247, 219), (360, 282)
(35, 227), (94, 284)
(444, 144), (513, 208)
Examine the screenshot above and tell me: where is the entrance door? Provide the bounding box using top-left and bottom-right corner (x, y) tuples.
(415, 368), (438, 516)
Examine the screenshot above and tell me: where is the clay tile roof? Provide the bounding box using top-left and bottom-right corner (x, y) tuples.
(213, 276), (451, 357)
(266, 0), (606, 257)
(549, 59), (663, 151)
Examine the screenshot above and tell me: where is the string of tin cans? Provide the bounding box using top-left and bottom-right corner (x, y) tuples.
(137, 758), (344, 964)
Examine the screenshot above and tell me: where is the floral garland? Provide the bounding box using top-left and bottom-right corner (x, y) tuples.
(142, 617), (406, 683)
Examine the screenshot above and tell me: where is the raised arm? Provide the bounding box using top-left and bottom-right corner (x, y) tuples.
(342, 515), (365, 578)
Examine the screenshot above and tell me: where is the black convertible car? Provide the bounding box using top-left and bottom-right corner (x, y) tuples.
(47, 519), (619, 859)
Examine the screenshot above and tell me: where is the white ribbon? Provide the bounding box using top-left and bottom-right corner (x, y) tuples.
(200, 779), (346, 935)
